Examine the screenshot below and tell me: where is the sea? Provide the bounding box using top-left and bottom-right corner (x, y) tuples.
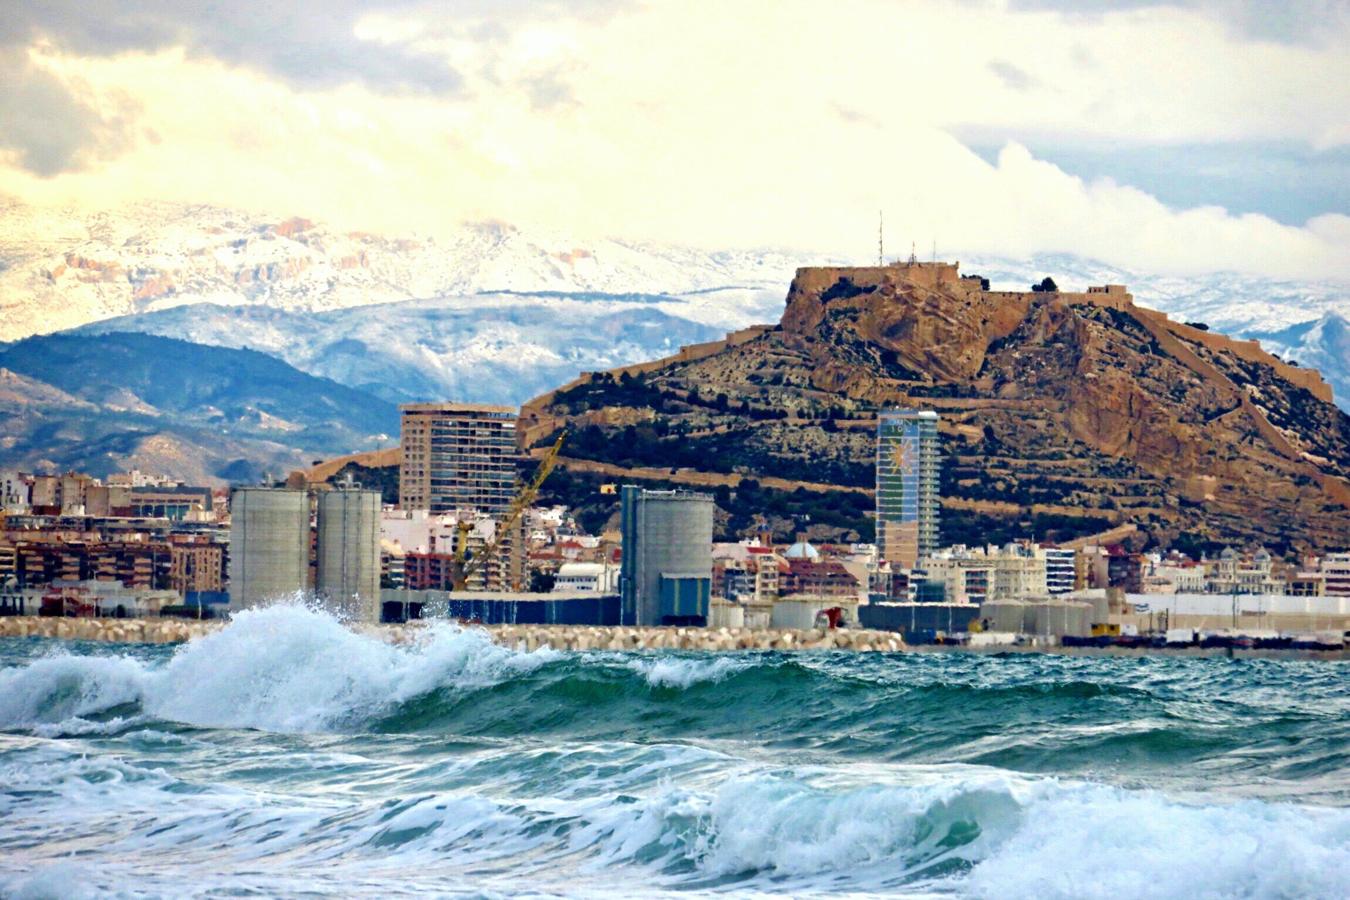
(1, 604), (1347, 899)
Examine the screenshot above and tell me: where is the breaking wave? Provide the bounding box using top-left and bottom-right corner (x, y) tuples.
(0, 604), (555, 734)
(2, 604), (1348, 896)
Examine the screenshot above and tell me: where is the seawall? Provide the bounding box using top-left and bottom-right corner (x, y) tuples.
(0, 616), (907, 652)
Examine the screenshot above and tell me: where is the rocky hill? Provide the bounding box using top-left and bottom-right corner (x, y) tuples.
(0, 332), (398, 483)
(521, 262), (1350, 552)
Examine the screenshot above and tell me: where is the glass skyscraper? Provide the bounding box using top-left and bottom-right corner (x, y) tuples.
(876, 410), (940, 569)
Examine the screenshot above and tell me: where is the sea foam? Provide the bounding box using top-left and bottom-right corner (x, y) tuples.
(0, 603), (554, 734)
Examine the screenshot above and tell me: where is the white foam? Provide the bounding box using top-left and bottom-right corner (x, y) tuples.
(1, 743), (1347, 898)
(572, 769), (1350, 896)
(5, 863), (100, 900)
(626, 656), (750, 690)
(966, 783), (1350, 899)
(0, 653), (147, 728)
(0, 603), (556, 734)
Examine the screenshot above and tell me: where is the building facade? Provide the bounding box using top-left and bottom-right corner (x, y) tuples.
(1043, 547), (1077, 594)
(922, 555), (993, 605)
(619, 486), (714, 626)
(554, 562), (621, 593)
(398, 403), (518, 515)
(1322, 552), (1350, 597)
(875, 410), (940, 569)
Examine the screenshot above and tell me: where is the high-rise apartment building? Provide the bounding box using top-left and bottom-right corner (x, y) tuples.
(399, 403), (518, 515)
(876, 410), (940, 569)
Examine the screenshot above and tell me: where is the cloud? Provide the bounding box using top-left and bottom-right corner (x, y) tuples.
(1006, 0), (1350, 47)
(987, 59), (1038, 90)
(0, 48), (137, 176)
(0, 1), (461, 94)
(0, 0), (1345, 282)
(961, 139), (1350, 226)
(522, 66), (577, 110)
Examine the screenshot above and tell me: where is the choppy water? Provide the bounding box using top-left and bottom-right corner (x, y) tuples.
(1, 605), (1347, 898)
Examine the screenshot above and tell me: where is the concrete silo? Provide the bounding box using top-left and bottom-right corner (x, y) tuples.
(619, 486), (714, 626)
(316, 488), (381, 622)
(229, 488), (310, 611)
(980, 598), (1029, 633)
(1026, 597), (1092, 638)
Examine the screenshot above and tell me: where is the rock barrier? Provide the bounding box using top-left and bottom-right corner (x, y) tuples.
(0, 616), (222, 644)
(432, 623), (905, 653)
(0, 616), (905, 652)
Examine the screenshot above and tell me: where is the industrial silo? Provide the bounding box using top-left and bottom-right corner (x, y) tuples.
(316, 488), (381, 622)
(1027, 598), (1092, 638)
(229, 488), (310, 611)
(980, 598), (1029, 633)
(619, 486), (714, 626)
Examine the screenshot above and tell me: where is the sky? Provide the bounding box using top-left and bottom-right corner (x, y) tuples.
(1, 0), (1348, 279)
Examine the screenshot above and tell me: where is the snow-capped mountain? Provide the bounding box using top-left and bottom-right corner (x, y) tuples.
(1249, 314), (1350, 414)
(0, 198), (816, 339)
(76, 296), (726, 406)
(4, 198), (1347, 409)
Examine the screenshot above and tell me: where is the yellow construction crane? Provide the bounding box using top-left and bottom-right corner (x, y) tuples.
(452, 431), (566, 591)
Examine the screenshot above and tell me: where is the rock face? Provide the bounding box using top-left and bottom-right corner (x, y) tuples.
(524, 262), (1350, 551)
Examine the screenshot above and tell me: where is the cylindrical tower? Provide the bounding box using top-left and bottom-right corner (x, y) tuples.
(228, 488), (310, 611)
(316, 488), (381, 622)
(620, 487), (714, 626)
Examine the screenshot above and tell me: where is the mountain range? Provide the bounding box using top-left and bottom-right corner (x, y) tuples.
(0, 198), (1347, 486)
(73, 297), (725, 406)
(3, 198), (1348, 407)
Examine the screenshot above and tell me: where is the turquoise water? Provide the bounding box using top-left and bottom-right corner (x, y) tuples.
(1, 604), (1347, 898)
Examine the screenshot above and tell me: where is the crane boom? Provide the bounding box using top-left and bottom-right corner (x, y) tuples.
(454, 432), (566, 590)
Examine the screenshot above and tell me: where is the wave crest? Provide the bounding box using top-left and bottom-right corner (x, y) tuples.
(0, 604), (556, 734)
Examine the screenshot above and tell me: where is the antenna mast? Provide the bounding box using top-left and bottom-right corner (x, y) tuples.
(878, 211), (884, 266)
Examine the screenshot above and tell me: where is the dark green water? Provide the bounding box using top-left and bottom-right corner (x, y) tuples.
(1, 605), (1346, 897)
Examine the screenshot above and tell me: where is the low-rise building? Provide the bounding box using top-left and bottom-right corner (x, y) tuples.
(554, 562), (620, 593)
(1207, 547), (1286, 595)
(922, 555), (993, 605)
(781, 559), (859, 600)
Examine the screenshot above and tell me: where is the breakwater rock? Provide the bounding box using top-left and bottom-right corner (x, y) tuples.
(451, 624), (906, 653)
(0, 616), (222, 643)
(0, 616), (905, 652)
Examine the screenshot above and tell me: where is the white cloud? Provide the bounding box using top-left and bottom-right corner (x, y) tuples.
(0, 0), (1346, 279)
